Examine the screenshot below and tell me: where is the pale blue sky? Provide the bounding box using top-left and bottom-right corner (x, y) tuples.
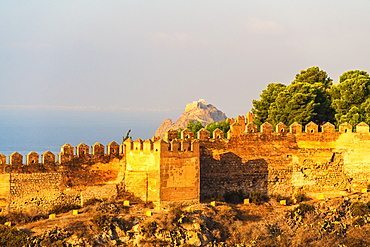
(1, 0), (370, 117)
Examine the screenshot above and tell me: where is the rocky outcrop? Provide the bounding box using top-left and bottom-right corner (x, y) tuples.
(155, 99), (227, 137)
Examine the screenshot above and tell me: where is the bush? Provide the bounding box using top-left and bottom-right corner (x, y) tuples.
(5, 211), (34, 225)
(217, 205), (239, 220)
(0, 225), (29, 247)
(154, 206), (184, 231)
(91, 212), (113, 232)
(223, 190), (245, 204)
(96, 202), (128, 214)
(294, 192), (306, 203)
(83, 198), (103, 206)
(49, 202), (80, 214)
(167, 206), (183, 223)
(246, 191), (264, 205)
(270, 193), (284, 202)
(350, 201), (369, 217)
(293, 203), (315, 215)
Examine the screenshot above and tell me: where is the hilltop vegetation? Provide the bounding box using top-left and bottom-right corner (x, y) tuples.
(252, 67), (370, 127)
(175, 120), (231, 138)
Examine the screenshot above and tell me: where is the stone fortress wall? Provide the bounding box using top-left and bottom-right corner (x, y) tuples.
(0, 139), (200, 211)
(198, 115), (370, 200)
(2, 114), (370, 211)
(0, 141), (126, 212)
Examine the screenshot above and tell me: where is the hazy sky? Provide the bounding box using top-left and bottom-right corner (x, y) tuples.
(1, 0), (370, 117)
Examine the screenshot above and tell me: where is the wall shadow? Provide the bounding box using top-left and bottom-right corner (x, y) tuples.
(200, 147), (268, 202)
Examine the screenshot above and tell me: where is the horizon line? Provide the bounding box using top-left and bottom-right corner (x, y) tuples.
(0, 104), (181, 112)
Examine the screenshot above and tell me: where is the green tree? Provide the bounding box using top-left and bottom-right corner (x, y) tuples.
(291, 66), (332, 89)
(331, 70), (370, 126)
(186, 120), (204, 137)
(205, 121), (231, 138)
(252, 83), (286, 126)
(252, 67), (334, 126)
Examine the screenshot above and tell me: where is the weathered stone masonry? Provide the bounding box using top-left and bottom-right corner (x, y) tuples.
(2, 117), (370, 211)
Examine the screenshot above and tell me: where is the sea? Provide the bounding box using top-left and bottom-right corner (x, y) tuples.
(0, 108), (178, 159)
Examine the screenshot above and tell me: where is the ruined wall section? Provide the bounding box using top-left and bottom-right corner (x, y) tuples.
(292, 131), (370, 194)
(333, 133), (370, 191)
(291, 132), (350, 194)
(9, 172), (63, 212)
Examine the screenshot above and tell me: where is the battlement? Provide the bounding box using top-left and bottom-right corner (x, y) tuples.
(0, 141), (124, 166)
(225, 120), (369, 138)
(124, 138), (199, 155)
(156, 120), (370, 147)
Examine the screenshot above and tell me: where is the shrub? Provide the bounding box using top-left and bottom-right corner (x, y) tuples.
(0, 225), (29, 247)
(294, 192), (306, 203)
(5, 211), (33, 225)
(293, 203), (315, 216)
(246, 191), (264, 205)
(96, 202), (128, 214)
(223, 190), (245, 204)
(167, 206), (183, 222)
(140, 220), (158, 238)
(83, 198), (103, 206)
(49, 202), (80, 214)
(154, 206), (184, 231)
(270, 193), (284, 202)
(91, 212), (113, 232)
(217, 205), (238, 220)
(350, 201), (369, 216)
(31, 227), (72, 246)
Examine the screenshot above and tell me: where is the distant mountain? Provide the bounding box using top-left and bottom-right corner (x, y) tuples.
(155, 99), (227, 137)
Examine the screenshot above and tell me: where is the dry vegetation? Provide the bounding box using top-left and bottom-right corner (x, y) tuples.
(2, 192), (370, 246)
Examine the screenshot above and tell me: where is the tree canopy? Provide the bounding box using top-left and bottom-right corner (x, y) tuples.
(205, 121), (230, 138)
(186, 120), (204, 136)
(330, 70), (370, 126)
(252, 67), (334, 126)
(291, 66), (333, 89)
(177, 120), (230, 138)
(252, 83), (286, 126)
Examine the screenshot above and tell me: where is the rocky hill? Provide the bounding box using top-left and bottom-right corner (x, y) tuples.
(6, 192), (370, 246)
(155, 99), (227, 137)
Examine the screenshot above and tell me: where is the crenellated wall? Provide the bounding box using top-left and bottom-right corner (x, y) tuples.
(0, 141), (126, 212)
(3, 118), (370, 211)
(199, 118), (370, 200)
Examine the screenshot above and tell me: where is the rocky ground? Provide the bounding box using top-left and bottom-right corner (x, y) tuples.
(2, 192), (370, 246)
